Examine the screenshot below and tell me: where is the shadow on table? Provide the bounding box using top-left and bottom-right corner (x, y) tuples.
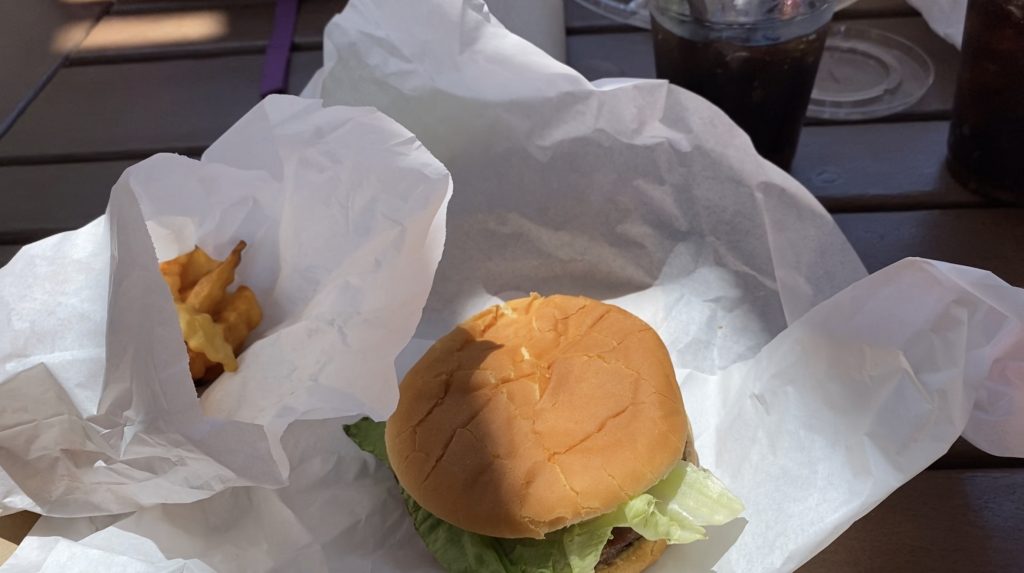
(797, 471), (1010, 571)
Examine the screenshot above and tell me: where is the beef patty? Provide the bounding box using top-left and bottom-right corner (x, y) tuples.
(598, 527), (642, 567)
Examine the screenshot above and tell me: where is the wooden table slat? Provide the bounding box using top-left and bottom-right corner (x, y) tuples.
(0, 0), (110, 135)
(0, 160), (136, 243)
(112, 0), (275, 11)
(74, 0), (345, 63)
(0, 123), (1006, 245)
(566, 30), (653, 81)
(0, 246), (23, 268)
(937, 439), (1024, 470)
(837, 208), (1024, 287)
(793, 120), (986, 212)
(0, 512), (39, 565)
(0, 52), (323, 164)
(799, 469), (1024, 572)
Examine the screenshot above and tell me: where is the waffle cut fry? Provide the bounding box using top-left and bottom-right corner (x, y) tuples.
(159, 241), (263, 383)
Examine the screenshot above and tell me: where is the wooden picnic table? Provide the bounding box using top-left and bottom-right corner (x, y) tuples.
(0, 0), (1022, 570)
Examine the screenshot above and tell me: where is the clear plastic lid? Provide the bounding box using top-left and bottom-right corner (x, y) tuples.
(807, 24), (934, 120)
(571, 0), (861, 29)
(574, 0), (651, 28)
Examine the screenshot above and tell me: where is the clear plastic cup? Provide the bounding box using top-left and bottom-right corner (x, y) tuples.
(650, 0), (835, 171)
(947, 0), (1024, 203)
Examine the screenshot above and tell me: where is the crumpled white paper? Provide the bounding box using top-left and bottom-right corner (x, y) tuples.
(669, 258), (1024, 572)
(4, 0), (1022, 572)
(906, 0), (967, 48)
(304, 0), (867, 374)
(0, 94), (452, 516)
(7, 258), (1023, 573)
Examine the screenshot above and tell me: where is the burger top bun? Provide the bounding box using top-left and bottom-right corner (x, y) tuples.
(385, 294), (688, 539)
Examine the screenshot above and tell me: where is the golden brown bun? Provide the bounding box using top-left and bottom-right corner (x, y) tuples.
(597, 539), (668, 573)
(386, 294), (688, 539)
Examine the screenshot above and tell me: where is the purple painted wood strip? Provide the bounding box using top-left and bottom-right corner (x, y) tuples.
(260, 0), (300, 96)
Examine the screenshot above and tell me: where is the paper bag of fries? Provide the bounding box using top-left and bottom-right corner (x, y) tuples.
(0, 94), (452, 516)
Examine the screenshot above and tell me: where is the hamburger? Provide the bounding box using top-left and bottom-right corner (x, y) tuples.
(346, 294), (743, 572)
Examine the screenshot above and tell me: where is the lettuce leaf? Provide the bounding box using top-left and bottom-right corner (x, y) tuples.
(343, 418), (743, 573)
(604, 460), (745, 544)
(644, 457), (747, 532)
(343, 417), (389, 463)
(406, 494), (517, 572)
(346, 419), (515, 572)
(559, 519), (615, 573)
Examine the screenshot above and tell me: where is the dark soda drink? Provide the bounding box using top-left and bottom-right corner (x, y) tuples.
(650, 1), (834, 171)
(947, 0), (1024, 203)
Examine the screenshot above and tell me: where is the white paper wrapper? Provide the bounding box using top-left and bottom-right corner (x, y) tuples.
(7, 259), (1024, 573)
(5, 0), (1023, 571)
(304, 0), (867, 373)
(906, 0), (967, 48)
(0, 94), (452, 516)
